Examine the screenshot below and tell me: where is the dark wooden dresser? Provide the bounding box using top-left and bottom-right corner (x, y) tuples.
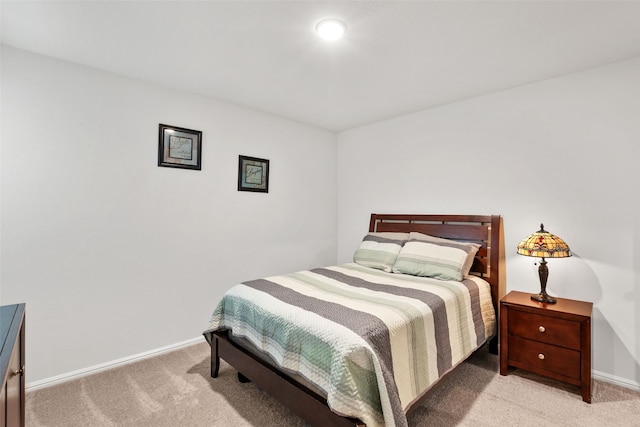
(500, 291), (592, 403)
(0, 304), (25, 427)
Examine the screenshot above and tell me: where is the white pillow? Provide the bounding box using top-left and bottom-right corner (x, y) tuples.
(392, 240), (470, 281)
(408, 232), (480, 278)
(353, 234), (407, 272)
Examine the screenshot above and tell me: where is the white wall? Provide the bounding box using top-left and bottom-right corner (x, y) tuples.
(3, 43), (639, 391)
(337, 57), (640, 388)
(0, 46), (337, 383)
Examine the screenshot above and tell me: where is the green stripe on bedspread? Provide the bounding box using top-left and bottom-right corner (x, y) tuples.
(205, 263), (495, 427)
(218, 295), (382, 409)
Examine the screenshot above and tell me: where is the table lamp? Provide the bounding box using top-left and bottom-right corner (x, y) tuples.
(516, 224), (571, 304)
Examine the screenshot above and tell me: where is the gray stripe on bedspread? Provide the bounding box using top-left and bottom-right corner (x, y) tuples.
(243, 278), (407, 427)
(461, 278), (487, 346)
(312, 268), (453, 375)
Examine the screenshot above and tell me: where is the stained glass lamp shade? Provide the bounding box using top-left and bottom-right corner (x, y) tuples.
(517, 224), (571, 304)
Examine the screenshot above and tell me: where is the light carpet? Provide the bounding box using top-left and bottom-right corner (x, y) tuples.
(26, 341), (640, 426)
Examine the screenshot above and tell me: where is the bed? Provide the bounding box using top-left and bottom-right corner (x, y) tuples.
(203, 214), (505, 427)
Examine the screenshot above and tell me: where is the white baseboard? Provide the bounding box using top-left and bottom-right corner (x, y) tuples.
(26, 336), (205, 391)
(593, 370), (640, 392)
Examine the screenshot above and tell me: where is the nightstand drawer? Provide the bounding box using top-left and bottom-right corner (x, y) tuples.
(508, 309), (581, 350)
(508, 335), (581, 380)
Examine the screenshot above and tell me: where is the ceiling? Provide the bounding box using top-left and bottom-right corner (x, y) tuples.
(2, 1), (640, 131)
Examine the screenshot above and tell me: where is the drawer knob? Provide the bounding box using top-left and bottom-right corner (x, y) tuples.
(538, 325), (546, 333)
(538, 353), (545, 360)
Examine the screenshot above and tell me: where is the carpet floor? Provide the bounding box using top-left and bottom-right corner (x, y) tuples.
(26, 341), (640, 426)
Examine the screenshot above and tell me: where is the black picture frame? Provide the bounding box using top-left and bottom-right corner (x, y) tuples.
(158, 124), (202, 170)
(238, 155), (269, 193)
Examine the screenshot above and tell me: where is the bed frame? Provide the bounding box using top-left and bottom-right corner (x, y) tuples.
(209, 214), (505, 427)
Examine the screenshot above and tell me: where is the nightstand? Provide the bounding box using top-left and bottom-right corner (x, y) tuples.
(500, 291), (592, 403)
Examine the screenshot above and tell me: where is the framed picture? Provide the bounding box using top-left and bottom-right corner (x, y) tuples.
(158, 124), (202, 170)
(238, 155), (269, 193)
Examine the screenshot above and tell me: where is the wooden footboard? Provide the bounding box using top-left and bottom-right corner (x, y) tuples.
(212, 330), (365, 427)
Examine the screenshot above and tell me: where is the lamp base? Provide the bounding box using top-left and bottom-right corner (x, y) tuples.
(531, 293), (557, 304)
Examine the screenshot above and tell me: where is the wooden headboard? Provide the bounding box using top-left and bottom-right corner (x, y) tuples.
(369, 213), (506, 330)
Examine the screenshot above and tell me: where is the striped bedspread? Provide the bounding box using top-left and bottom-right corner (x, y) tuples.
(205, 263), (496, 427)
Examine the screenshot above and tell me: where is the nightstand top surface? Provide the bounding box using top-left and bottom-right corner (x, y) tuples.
(502, 290), (592, 317)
